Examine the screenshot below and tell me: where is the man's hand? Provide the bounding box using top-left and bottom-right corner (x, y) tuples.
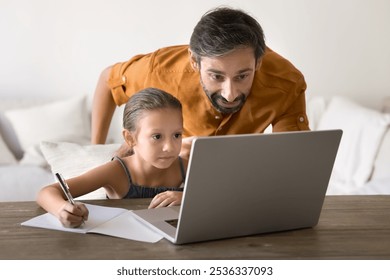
(180, 136), (196, 160)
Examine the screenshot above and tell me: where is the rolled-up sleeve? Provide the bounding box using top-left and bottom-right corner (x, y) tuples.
(107, 54), (152, 106)
(272, 77), (310, 132)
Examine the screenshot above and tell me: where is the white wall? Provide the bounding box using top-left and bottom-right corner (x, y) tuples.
(1, 0), (389, 109)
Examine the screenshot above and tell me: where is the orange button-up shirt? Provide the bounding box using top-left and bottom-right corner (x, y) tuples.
(108, 45), (309, 137)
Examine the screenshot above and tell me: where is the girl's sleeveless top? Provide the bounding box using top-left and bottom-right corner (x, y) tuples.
(112, 156), (186, 198)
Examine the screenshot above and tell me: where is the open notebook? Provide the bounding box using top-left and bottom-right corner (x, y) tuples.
(21, 203), (163, 243)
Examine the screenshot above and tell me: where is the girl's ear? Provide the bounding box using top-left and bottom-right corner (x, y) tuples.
(123, 129), (135, 147)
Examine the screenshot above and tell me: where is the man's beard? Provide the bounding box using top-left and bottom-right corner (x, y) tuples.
(200, 79), (247, 115)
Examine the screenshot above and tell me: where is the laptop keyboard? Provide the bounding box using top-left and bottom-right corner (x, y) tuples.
(165, 219), (178, 228)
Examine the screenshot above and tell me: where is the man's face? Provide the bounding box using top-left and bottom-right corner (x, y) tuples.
(195, 47), (260, 114)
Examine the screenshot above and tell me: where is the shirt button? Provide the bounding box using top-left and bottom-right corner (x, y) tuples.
(299, 116), (305, 122)
(215, 115), (221, 120)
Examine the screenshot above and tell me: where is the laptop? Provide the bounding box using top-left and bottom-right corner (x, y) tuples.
(130, 129), (342, 244)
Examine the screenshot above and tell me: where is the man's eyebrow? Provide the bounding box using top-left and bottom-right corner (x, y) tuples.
(206, 68), (224, 74)
(206, 68), (254, 74)
(237, 68), (254, 74)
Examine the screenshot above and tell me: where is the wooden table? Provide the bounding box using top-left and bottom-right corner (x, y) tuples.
(1, 196), (390, 260)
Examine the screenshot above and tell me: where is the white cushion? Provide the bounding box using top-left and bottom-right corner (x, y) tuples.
(0, 165), (54, 202)
(3, 95), (90, 165)
(371, 129), (390, 180)
(306, 96), (327, 130)
(40, 141), (121, 200)
(0, 134), (17, 164)
(0, 110), (24, 159)
(317, 96), (390, 191)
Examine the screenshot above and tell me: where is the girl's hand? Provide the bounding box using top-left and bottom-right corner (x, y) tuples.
(57, 202), (89, 228)
(148, 191), (183, 209)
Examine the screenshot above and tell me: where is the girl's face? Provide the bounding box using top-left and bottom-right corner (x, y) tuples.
(130, 108), (183, 169)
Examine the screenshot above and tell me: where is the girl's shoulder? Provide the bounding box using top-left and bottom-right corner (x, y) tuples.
(84, 158), (125, 179)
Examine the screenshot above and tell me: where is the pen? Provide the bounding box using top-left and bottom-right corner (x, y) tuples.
(55, 172), (75, 205)
(55, 172), (84, 224)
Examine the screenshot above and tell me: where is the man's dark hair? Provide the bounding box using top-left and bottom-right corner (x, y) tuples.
(189, 7), (266, 64)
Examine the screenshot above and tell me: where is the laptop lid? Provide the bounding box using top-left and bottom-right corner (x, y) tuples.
(131, 130), (342, 244)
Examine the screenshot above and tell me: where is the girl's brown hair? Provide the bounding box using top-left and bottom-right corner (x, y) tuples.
(123, 87), (182, 132)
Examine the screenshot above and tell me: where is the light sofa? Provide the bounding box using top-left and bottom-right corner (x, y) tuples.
(0, 96), (122, 201)
(1, 95), (389, 202)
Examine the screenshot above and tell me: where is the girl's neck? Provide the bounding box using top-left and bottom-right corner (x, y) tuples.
(126, 155), (179, 187)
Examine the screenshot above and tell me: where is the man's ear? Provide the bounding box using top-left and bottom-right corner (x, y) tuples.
(188, 49), (199, 71)
(255, 58), (262, 71)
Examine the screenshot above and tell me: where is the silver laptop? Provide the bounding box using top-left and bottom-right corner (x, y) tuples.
(131, 130), (342, 244)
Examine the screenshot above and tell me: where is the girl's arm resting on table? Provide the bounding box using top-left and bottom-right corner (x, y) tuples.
(36, 184), (89, 228)
(36, 161), (126, 227)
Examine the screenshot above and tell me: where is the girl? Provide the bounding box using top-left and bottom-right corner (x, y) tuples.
(37, 88), (187, 228)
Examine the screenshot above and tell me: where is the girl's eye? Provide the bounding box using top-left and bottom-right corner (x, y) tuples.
(152, 134), (161, 140)
(174, 133), (182, 139)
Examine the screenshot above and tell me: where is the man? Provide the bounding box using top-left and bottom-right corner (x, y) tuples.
(91, 7), (310, 158)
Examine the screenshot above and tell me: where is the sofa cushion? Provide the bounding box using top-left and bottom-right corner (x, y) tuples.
(0, 134), (17, 164)
(317, 96), (390, 190)
(40, 141), (121, 200)
(306, 96), (327, 130)
(0, 165), (53, 201)
(371, 128), (390, 180)
(3, 95), (90, 164)
(0, 110), (24, 160)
